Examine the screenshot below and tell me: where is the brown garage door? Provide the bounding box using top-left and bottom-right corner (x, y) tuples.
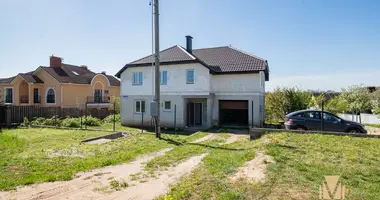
(219, 100), (248, 126)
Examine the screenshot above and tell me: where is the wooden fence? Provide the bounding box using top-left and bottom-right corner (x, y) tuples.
(6, 105), (113, 124)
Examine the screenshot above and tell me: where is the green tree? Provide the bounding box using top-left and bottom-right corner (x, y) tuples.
(371, 89), (380, 115)
(109, 96), (120, 113)
(310, 93), (325, 109)
(340, 85), (371, 122)
(265, 87), (312, 123)
(324, 96), (348, 114)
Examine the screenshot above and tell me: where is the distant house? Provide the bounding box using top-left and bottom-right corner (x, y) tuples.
(116, 36), (269, 128)
(0, 56), (120, 109)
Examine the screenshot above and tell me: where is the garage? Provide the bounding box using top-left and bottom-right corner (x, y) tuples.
(219, 100), (249, 126)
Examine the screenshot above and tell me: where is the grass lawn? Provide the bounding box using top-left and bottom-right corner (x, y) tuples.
(0, 127), (204, 190)
(158, 133), (380, 200)
(365, 124), (380, 128)
(2, 127), (380, 200)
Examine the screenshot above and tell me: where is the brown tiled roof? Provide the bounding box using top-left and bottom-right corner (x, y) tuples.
(129, 45), (195, 65)
(41, 64), (120, 86)
(116, 45), (269, 80)
(20, 74), (44, 83)
(192, 46), (267, 73)
(0, 76), (15, 84)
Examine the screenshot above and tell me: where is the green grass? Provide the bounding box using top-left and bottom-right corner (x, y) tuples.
(3, 127), (380, 199)
(365, 124), (380, 128)
(0, 127), (186, 190)
(159, 133), (380, 200)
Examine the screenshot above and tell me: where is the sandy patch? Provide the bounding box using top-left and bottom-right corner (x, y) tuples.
(103, 153), (208, 200)
(231, 151), (273, 182)
(193, 134), (216, 143)
(0, 148), (173, 200)
(86, 138), (112, 144)
(367, 127), (380, 134)
(219, 134), (247, 145)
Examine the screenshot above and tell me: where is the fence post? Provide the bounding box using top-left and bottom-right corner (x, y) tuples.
(321, 100), (324, 131)
(174, 104), (176, 135)
(6, 105), (11, 127)
(251, 101), (254, 128)
(141, 111), (144, 134)
(80, 109), (83, 129)
(113, 101), (116, 132)
(84, 103), (87, 129)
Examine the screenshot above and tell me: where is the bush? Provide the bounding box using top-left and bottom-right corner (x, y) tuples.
(61, 117), (81, 128)
(43, 116), (61, 126)
(30, 117), (46, 126)
(103, 114), (120, 123)
(21, 117), (29, 127)
(82, 116), (101, 126)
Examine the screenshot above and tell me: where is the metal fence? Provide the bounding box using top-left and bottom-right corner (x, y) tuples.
(1, 105), (114, 124)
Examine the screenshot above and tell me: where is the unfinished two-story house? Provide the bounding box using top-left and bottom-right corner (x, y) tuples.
(116, 36), (269, 128)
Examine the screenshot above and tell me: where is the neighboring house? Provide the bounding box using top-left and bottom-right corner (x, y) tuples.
(116, 36), (269, 128)
(0, 56), (120, 109)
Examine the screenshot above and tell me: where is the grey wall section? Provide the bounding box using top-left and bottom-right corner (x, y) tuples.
(121, 94), (265, 128)
(120, 95), (186, 128)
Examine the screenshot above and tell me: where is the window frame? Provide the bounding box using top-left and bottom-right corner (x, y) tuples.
(45, 87), (56, 105)
(303, 111), (321, 120)
(186, 69), (194, 84)
(323, 112), (341, 123)
(134, 100), (146, 113)
(132, 72), (143, 85)
(4, 87), (14, 104)
(160, 71), (168, 85)
(163, 101), (171, 111)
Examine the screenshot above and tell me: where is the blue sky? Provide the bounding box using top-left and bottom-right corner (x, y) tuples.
(1, 0), (379, 91)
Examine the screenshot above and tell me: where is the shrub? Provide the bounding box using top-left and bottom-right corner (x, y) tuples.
(21, 117), (30, 127)
(82, 116), (101, 126)
(103, 114), (120, 123)
(61, 117), (81, 128)
(30, 117), (46, 126)
(43, 116), (61, 126)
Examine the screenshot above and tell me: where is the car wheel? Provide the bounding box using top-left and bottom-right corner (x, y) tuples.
(295, 126), (307, 131)
(348, 128), (360, 134)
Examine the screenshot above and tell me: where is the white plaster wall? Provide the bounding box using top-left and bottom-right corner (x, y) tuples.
(120, 63), (210, 96)
(211, 73), (262, 94)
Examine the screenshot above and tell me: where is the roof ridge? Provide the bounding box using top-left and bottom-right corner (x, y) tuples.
(227, 46), (266, 61)
(193, 46), (230, 51)
(129, 45), (179, 64)
(176, 45), (196, 60)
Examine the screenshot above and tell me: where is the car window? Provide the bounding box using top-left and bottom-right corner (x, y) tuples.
(323, 113), (340, 122)
(293, 113), (304, 118)
(304, 111), (321, 119)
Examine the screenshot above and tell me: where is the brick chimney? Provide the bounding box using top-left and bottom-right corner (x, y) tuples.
(50, 55), (62, 68)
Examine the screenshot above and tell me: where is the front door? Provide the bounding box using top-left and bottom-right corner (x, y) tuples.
(187, 102), (202, 127)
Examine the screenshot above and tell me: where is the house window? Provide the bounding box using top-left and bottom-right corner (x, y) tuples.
(94, 89), (103, 103)
(160, 71), (167, 85)
(4, 88), (13, 104)
(164, 101), (171, 111)
(132, 72), (143, 85)
(46, 88), (56, 104)
(104, 90), (109, 94)
(186, 69), (194, 84)
(135, 100), (146, 113)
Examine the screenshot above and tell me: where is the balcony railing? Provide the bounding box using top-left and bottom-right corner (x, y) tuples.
(34, 95), (41, 104)
(20, 96), (29, 104)
(86, 96), (110, 103)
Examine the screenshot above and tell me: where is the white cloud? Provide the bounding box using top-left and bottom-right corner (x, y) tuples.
(267, 70), (380, 91)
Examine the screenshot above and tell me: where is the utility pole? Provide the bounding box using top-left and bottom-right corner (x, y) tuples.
(154, 0), (161, 138)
